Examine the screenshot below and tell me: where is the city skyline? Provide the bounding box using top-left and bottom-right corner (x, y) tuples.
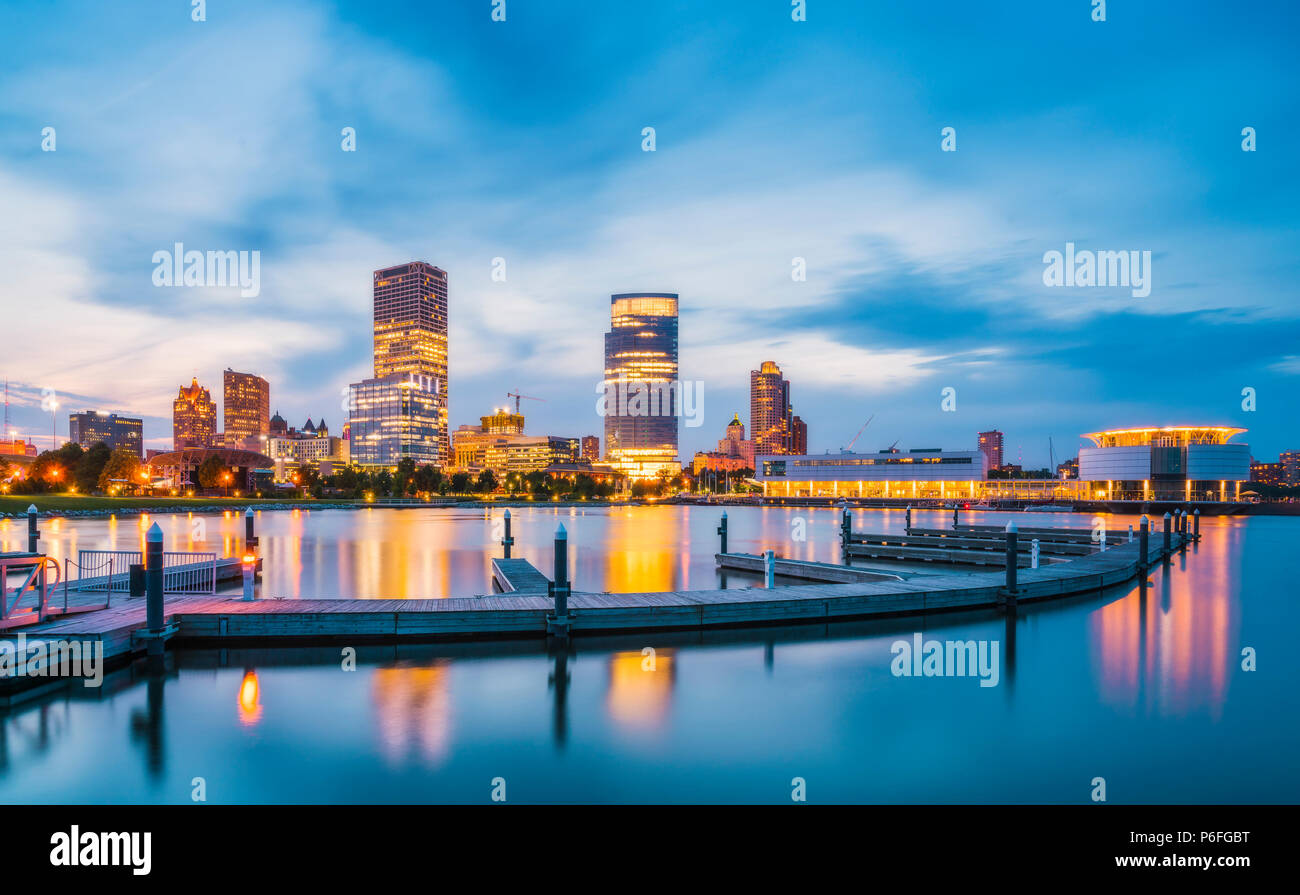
(2, 1), (1298, 465)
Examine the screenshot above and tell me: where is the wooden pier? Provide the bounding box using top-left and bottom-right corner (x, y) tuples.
(2, 519), (1188, 700)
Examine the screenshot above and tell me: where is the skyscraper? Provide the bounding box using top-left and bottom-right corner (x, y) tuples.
(602, 292), (679, 478)
(348, 373), (443, 467)
(978, 430), (1004, 470)
(581, 435), (600, 460)
(751, 361), (794, 455)
(223, 368), (270, 451)
(173, 378), (217, 450)
(371, 261), (449, 461)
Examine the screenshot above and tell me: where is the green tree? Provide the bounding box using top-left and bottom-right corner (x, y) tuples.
(394, 458), (417, 496)
(476, 469), (498, 493)
(197, 455), (228, 490)
(97, 445), (142, 492)
(76, 442), (114, 492)
(414, 464), (443, 495)
(450, 471), (472, 494)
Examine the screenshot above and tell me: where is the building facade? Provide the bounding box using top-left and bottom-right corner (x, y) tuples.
(348, 373), (443, 467)
(716, 413), (755, 468)
(223, 369), (270, 451)
(750, 362), (806, 456)
(581, 435), (600, 460)
(69, 411), (144, 457)
(756, 448), (992, 498)
(603, 292), (679, 478)
(1078, 426), (1251, 501)
(173, 378), (218, 450)
(370, 261), (449, 461)
(978, 430), (1004, 470)
(1281, 449), (1300, 485)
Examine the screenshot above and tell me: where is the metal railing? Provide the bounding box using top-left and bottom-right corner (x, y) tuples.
(0, 556), (59, 629)
(73, 550), (217, 596)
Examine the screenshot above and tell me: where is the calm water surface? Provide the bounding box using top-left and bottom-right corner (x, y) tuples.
(1, 507), (1296, 803)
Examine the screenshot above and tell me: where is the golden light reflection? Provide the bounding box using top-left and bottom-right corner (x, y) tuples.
(606, 649), (676, 728)
(372, 663), (453, 764)
(1090, 519), (1236, 719)
(237, 670), (263, 726)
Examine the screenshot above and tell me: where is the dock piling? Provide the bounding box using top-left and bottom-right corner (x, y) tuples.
(905, 504), (912, 534)
(1003, 522), (1018, 606)
(1128, 524), (1134, 544)
(1162, 512), (1172, 558)
(953, 505), (959, 530)
(241, 553), (256, 601)
(547, 524), (571, 635)
(145, 523), (165, 655)
(27, 504), (39, 554)
(244, 507), (256, 547)
(764, 549), (775, 588)
(1139, 515), (1150, 571)
(1193, 509), (1200, 540)
(502, 508), (514, 559)
(1030, 538), (1040, 570)
(717, 511), (728, 555)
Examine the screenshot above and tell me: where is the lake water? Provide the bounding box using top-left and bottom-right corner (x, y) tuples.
(1, 506), (1296, 803)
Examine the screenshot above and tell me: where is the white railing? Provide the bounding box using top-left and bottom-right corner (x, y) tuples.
(74, 550), (218, 596)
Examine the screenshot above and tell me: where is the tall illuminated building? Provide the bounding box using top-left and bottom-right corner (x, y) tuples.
(750, 361), (794, 455)
(978, 430), (1004, 470)
(223, 368), (270, 451)
(69, 411), (144, 458)
(348, 373), (442, 467)
(172, 378), (217, 450)
(370, 261), (449, 461)
(603, 292), (679, 478)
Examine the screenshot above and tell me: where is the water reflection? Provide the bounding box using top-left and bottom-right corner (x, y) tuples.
(372, 663), (452, 764)
(606, 649), (676, 729)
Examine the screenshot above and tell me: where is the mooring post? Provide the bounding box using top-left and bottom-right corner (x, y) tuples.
(1128, 524), (1134, 544)
(27, 504), (39, 554)
(1004, 521), (1018, 606)
(1030, 538), (1040, 570)
(953, 505), (959, 530)
(145, 522), (165, 654)
(1100, 527), (1107, 552)
(547, 524), (571, 635)
(244, 507), (256, 546)
(905, 504), (912, 534)
(502, 508), (514, 559)
(1193, 508), (1201, 541)
(1162, 512), (1172, 558)
(717, 511), (728, 555)
(1139, 515), (1150, 571)
(241, 551), (256, 601)
(840, 503), (852, 561)
(764, 549), (775, 588)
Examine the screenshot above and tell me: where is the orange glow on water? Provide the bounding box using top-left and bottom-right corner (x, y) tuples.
(237, 671), (263, 725)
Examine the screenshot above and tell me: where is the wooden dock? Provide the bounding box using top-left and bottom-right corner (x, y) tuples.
(2, 528), (1185, 698)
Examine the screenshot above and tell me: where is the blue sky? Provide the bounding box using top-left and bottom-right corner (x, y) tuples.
(1, 0), (1297, 465)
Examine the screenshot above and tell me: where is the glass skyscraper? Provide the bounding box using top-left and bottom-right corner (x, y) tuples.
(69, 411), (144, 458)
(603, 292), (679, 478)
(223, 368), (270, 451)
(350, 261), (449, 466)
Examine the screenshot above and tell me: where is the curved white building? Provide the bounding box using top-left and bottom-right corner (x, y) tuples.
(1078, 426), (1250, 501)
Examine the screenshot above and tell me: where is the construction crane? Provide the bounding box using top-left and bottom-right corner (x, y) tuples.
(844, 414), (874, 452)
(506, 391), (545, 415)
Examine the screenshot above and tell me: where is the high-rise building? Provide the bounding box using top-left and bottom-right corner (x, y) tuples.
(69, 411), (144, 457)
(750, 361), (801, 456)
(223, 368), (270, 451)
(1281, 449), (1300, 484)
(790, 411), (808, 455)
(173, 378), (218, 450)
(978, 430), (1004, 470)
(348, 373), (443, 467)
(371, 261), (449, 461)
(603, 292), (680, 478)
(582, 435), (600, 460)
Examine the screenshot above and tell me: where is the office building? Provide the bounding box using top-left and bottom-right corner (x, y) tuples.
(716, 413), (755, 468)
(371, 261), (449, 461)
(68, 411), (144, 457)
(750, 362), (806, 455)
(223, 369), (270, 451)
(603, 292), (679, 478)
(581, 435), (600, 460)
(348, 373), (443, 467)
(173, 378), (218, 450)
(1281, 449), (1300, 485)
(978, 430), (1004, 470)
